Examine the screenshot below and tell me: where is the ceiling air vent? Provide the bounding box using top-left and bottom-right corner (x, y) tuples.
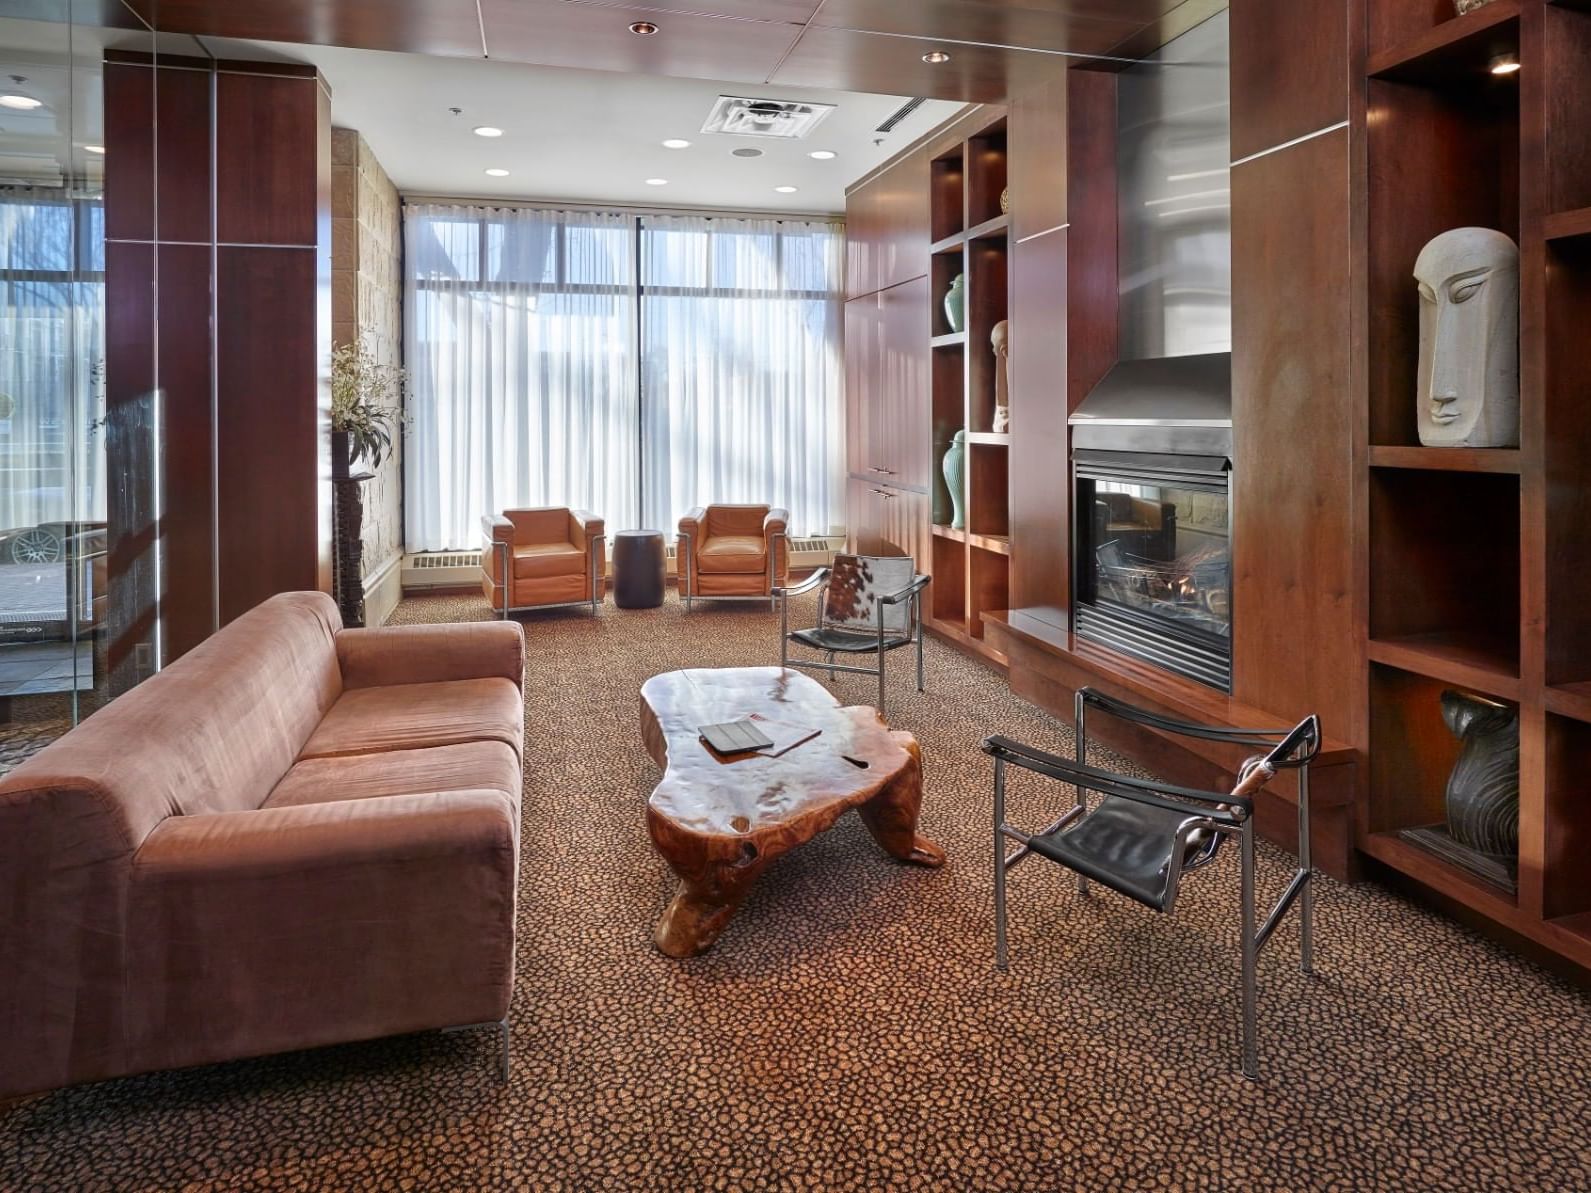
(875, 97), (927, 134)
(701, 95), (836, 140)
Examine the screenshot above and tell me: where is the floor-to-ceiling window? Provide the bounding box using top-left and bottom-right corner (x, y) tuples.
(404, 202), (844, 551)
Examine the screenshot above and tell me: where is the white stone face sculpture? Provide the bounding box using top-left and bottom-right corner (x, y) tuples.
(1413, 227), (1520, 448)
(990, 318), (1010, 434)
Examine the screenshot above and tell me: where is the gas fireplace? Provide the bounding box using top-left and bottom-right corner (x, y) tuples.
(1074, 451), (1231, 690)
(1069, 353), (1233, 692)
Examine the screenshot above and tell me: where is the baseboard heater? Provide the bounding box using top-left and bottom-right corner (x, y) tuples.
(401, 536), (845, 590)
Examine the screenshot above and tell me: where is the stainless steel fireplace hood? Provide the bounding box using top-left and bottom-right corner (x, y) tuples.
(1069, 352), (1232, 458)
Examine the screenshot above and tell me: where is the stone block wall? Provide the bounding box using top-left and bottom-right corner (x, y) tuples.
(331, 128), (404, 621)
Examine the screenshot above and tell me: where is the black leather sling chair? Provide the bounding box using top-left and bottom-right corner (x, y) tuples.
(983, 688), (1321, 1080)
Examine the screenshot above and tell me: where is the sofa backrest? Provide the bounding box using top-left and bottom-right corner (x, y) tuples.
(706, 504), (769, 537)
(506, 507), (572, 545)
(0, 591), (343, 850)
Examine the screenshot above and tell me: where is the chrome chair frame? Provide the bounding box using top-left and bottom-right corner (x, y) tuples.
(775, 566), (930, 716)
(678, 528), (787, 611)
(985, 687), (1321, 1079)
(482, 521), (605, 621)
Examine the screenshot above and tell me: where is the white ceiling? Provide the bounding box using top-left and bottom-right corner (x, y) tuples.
(203, 37), (967, 214)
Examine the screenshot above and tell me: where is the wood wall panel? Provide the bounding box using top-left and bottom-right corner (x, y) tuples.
(156, 65), (213, 243)
(1231, 127), (1357, 735)
(103, 240), (157, 690)
(1065, 68), (1117, 411)
(103, 61), (154, 242)
(156, 244), (218, 660)
(1229, 0), (1351, 162)
(216, 246), (328, 621)
(1009, 226), (1069, 613)
(1008, 72), (1067, 242)
(216, 72), (321, 245)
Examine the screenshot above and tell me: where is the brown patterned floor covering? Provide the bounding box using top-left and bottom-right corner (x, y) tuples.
(3, 591), (1589, 1192)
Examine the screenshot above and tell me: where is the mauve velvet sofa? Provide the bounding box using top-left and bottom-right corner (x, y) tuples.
(0, 591), (525, 1100)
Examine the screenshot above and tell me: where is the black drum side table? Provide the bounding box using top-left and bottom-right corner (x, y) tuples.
(613, 529), (666, 609)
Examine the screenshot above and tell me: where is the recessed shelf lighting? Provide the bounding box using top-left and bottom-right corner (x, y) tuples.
(473, 126), (504, 137)
(646, 178), (669, 186)
(84, 144), (105, 155)
(774, 185), (798, 194)
(922, 51), (951, 65)
(808, 150), (836, 160)
(1489, 54), (1521, 76)
(662, 138), (691, 149)
(0, 94), (42, 110)
(629, 21), (659, 36)
(484, 167), (510, 177)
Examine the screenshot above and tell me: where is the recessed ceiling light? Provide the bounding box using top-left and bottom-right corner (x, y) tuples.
(922, 51), (951, 64)
(774, 185), (798, 194)
(473, 126), (504, 137)
(84, 144), (105, 155)
(808, 150), (836, 160)
(645, 178), (669, 186)
(0, 94), (42, 110)
(731, 147), (763, 158)
(484, 168), (510, 177)
(629, 21), (659, 35)
(1489, 54), (1521, 75)
(662, 138), (691, 149)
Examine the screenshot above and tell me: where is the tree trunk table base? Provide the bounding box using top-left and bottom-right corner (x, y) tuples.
(640, 666), (945, 958)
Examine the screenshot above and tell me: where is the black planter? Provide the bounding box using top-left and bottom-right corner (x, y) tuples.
(331, 429), (353, 481)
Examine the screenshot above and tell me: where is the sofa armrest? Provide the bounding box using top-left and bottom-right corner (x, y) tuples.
(678, 506), (704, 543)
(482, 514), (515, 544)
(128, 791), (519, 1063)
(765, 507), (790, 580)
(336, 621), (525, 691)
(569, 509), (605, 542)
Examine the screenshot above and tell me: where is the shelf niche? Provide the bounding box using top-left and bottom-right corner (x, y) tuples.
(1369, 664), (1519, 900)
(1368, 468), (1521, 679)
(1366, 68), (1519, 448)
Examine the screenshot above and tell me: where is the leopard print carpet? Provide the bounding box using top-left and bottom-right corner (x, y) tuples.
(2, 590), (1587, 1192)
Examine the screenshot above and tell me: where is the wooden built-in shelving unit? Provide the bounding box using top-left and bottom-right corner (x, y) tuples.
(926, 115), (1011, 663)
(1360, 0), (1591, 968)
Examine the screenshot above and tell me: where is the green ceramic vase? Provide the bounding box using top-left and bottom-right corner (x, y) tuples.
(942, 429), (966, 530)
(943, 273), (966, 334)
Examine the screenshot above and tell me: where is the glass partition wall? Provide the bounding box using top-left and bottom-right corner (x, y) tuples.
(0, 0), (155, 759)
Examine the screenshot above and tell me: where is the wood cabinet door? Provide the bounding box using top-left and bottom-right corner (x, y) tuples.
(878, 484), (928, 565)
(875, 276), (931, 491)
(875, 149), (930, 294)
(844, 177), (877, 300)
(844, 293), (880, 481)
(847, 476), (883, 556)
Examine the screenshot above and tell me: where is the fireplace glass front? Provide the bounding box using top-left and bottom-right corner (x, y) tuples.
(1074, 451), (1231, 691)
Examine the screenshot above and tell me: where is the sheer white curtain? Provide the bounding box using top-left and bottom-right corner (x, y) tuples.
(404, 204), (638, 552)
(640, 215), (843, 536)
(404, 205), (844, 548)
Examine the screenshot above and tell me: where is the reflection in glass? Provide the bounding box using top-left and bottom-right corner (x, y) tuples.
(0, 1), (146, 764)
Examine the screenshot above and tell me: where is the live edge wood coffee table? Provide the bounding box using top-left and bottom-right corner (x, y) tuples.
(640, 666), (946, 957)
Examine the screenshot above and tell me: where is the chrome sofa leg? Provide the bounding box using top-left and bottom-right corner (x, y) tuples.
(499, 1018), (510, 1083)
(1074, 691), (1090, 898)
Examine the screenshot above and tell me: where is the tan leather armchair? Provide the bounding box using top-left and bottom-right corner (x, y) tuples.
(482, 507), (606, 617)
(677, 503), (789, 609)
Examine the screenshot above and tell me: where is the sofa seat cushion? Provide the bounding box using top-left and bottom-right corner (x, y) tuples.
(300, 678), (523, 761)
(697, 534), (767, 574)
(264, 740), (521, 809)
(514, 541), (585, 580)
